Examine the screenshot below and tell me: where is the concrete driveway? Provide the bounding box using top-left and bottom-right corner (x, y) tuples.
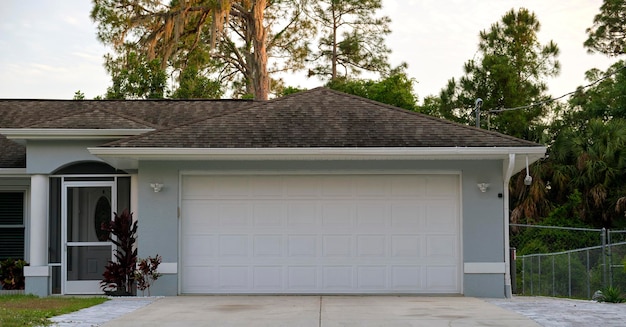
(101, 296), (539, 327)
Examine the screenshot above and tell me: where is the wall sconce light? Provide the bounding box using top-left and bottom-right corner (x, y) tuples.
(150, 183), (164, 193)
(477, 183), (490, 193)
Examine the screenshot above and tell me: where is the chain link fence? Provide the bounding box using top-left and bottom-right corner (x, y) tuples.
(511, 224), (626, 299)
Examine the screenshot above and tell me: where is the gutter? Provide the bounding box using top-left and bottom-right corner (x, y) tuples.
(503, 153), (516, 298)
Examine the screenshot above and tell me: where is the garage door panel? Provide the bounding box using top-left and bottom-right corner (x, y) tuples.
(288, 235), (317, 257)
(183, 235), (215, 265)
(391, 175), (427, 196)
(391, 203), (425, 229)
(322, 235), (352, 257)
(391, 266), (422, 290)
(253, 235), (283, 257)
(391, 235), (422, 258)
(182, 174), (460, 294)
(219, 266), (249, 289)
(183, 266), (216, 292)
(356, 202), (389, 231)
(219, 235), (249, 257)
(426, 266), (458, 291)
(253, 202), (285, 227)
(322, 266), (353, 290)
(357, 235), (386, 257)
(288, 266), (318, 289)
(253, 266), (283, 289)
(426, 235), (458, 260)
(357, 266), (387, 289)
(287, 202), (320, 227)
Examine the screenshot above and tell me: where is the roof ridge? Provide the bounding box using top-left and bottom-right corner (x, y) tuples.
(23, 107), (157, 129)
(23, 105), (92, 128)
(319, 87), (541, 146)
(97, 107), (161, 129)
(102, 99), (268, 147)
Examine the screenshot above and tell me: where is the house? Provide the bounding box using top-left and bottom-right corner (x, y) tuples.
(0, 88), (545, 297)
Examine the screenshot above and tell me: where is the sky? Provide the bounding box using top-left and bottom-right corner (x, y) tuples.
(0, 0), (617, 103)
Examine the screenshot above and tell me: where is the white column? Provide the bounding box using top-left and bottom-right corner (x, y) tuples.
(29, 174), (49, 266)
(130, 174), (139, 220)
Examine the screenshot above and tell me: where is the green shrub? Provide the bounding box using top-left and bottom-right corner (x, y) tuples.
(0, 258), (28, 290)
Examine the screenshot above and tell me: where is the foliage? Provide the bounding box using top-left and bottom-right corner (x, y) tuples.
(0, 259), (28, 290)
(597, 286), (625, 303)
(426, 8), (560, 140)
(134, 255), (162, 296)
(91, 0), (314, 100)
(308, 0), (391, 81)
(104, 51), (167, 99)
(100, 210), (138, 296)
(0, 294), (107, 327)
(326, 64), (418, 111)
(584, 0), (626, 56)
(170, 66), (223, 99)
(510, 193), (600, 255)
(72, 90), (85, 100)
(567, 60), (626, 123)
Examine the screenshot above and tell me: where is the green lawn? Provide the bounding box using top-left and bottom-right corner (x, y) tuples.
(0, 294), (108, 327)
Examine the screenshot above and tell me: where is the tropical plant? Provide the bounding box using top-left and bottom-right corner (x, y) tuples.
(0, 258), (28, 290)
(134, 255), (162, 296)
(597, 286), (625, 303)
(100, 210), (138, 296)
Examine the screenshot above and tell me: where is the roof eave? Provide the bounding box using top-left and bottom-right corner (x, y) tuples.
(88, 146), (547, 171)
(0, 128), (155, 141)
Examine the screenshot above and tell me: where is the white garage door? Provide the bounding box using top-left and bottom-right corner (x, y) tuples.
(181, 174), (461, 294)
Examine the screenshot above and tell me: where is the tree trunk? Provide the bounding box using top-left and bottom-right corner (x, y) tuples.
(331, 3), (337, 80)
(250, 0), (269, 100)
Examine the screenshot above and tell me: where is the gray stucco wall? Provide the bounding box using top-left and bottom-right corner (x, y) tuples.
(26, 140), (107, 174)
(136, 159), (506, 297)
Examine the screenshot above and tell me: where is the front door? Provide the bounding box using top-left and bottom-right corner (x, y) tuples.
(62, 182), (116, 294)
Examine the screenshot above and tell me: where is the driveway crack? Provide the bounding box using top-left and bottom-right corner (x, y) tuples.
(319, 296), (323, 327)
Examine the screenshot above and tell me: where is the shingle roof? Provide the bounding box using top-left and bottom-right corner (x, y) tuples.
(107, 88), (540, 148)
(0, 99), (252, 168)
(0, 88), (541, 168)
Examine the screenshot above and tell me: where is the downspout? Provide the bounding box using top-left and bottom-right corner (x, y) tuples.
(503, 153), (516, 298)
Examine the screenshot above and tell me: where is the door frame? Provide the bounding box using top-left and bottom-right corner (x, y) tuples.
(61, 180), (116, 294)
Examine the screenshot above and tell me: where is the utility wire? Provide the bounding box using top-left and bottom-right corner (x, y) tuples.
(487, 64), (626, 113)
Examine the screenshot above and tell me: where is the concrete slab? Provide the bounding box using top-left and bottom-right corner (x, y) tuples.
(102, 296), (321, 327)
(101, 296), (539, 327)
(320, 296), (539, 327)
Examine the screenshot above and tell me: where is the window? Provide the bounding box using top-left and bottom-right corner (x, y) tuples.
(0, 192), (25, 260)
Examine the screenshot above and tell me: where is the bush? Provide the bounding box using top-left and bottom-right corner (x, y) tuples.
(0, 258), (28, 290)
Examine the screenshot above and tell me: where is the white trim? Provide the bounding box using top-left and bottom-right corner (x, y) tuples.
(0, 169), (27, 175)
(61, 179), (116, 295)
(0, 128), (154, 140)
(180, 169), (463, 176)
(463, 262), (506, 274)
(24, 266), (50, 277)
(157, 262), (177, 274)
(90, 146), (546, 171)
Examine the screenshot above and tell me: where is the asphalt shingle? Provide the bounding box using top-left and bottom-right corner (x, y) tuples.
(0, 88), (542, 168)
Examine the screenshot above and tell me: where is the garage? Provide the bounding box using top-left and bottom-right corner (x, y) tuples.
(180, 173), (461, 294)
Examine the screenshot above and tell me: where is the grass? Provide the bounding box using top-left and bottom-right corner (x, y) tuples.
(0, 294), (108, 327)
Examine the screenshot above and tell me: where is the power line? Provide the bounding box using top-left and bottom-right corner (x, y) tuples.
(487, 64), (626, 114)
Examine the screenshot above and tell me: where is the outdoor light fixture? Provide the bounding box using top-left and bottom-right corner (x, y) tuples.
(524, 156), (533, 186)
(150, 183), (163, 193)
(477, 183), (490, 193)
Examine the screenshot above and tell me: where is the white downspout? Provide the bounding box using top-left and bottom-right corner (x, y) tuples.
(503, 153), (516, 298)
